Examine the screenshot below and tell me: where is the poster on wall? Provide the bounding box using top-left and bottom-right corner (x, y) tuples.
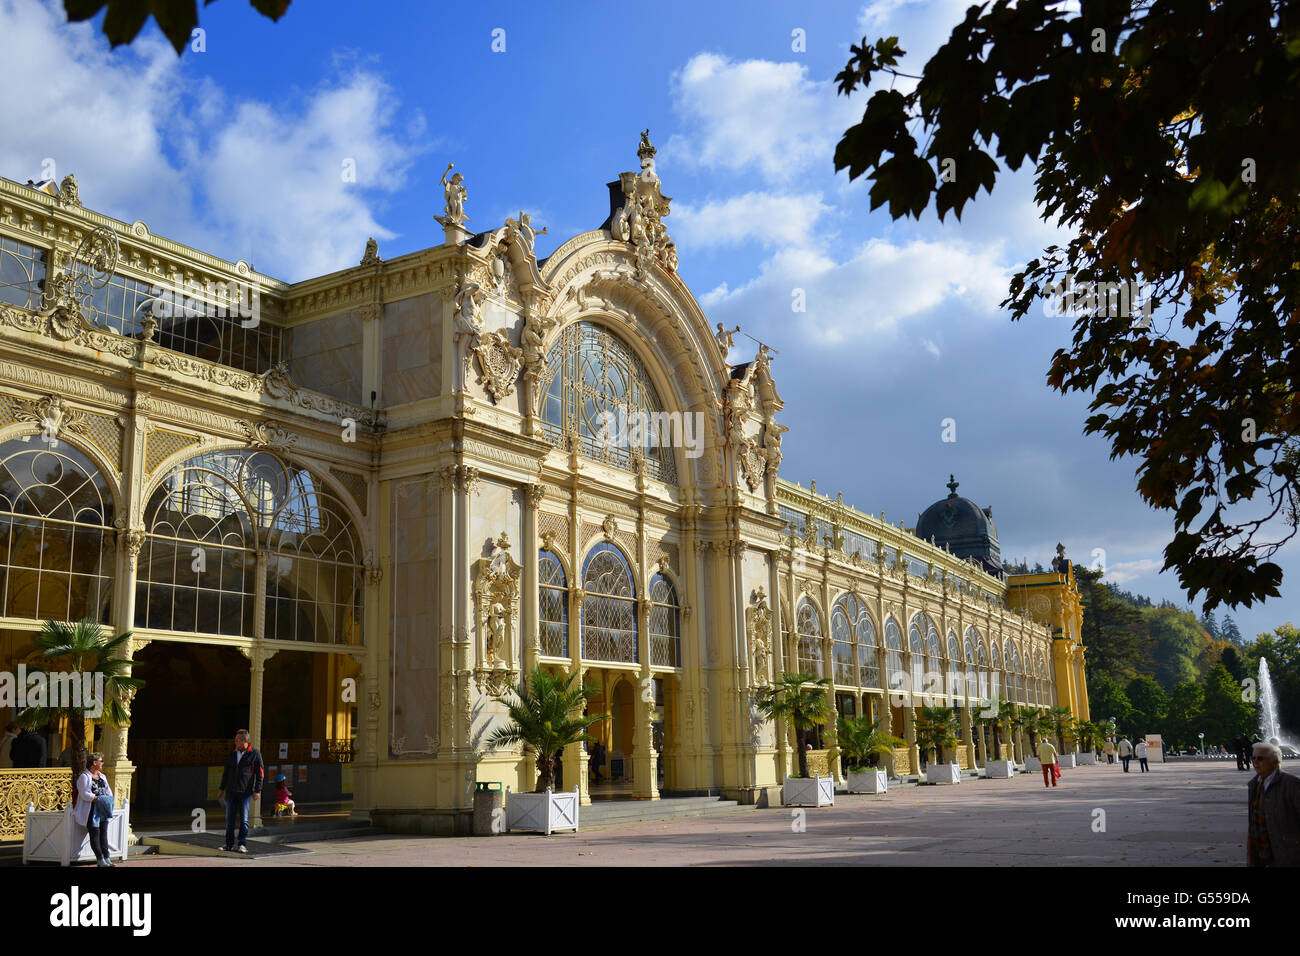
(278, 742), (288, 759)
(311, 741), (321, 759)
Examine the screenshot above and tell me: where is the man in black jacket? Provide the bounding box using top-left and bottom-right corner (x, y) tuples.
(10, 727), (47, 768)
(217, 730), (263, 853)
(1247, 741), (1300, 866)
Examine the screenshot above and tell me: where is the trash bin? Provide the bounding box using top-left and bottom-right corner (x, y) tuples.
(472, 781), (503, 836)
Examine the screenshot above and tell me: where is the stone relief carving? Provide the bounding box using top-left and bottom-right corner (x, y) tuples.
(238, 420), (298, 451)
(473, 532), (521, 694)
(14, 395), (90, 443)
(470, 328), (523, 403)
(59, 173), (81, 207)
(746, 586), (772, 687)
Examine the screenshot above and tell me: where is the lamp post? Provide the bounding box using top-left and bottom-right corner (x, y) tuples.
(1198, 732), (1205, 757)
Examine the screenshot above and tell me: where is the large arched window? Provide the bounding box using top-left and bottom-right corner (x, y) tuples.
(947, 632), (962, 702)
(796, 599), (823, 677)
(538, 550), (568, 657)
(648, 572), (680, 668)
(925, 621), (942, 696)
(971, 628), (989, 702)
(830, 594), (864, 686)
(832, 594), (879, 690)
(1007, 640), (1023, 702)
(0, 438), (114, 623)
(137, 450), (363, 643)
(538, 321), (678, 483)
(990, 639), (1003, 700)
(884, 618), (904, 693)
(581, 542), (637, 663)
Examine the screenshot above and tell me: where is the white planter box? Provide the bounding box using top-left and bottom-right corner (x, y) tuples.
(926, 763), (961, 785)
(845, 769), (888, 794)
(1076, 753), (1097, 765)
(505, 787), (580, 834)
(985, 760), (1016, 778)
(784, 776), (835, 806)
(1023, 757), (1043, 773)
(1057, 754), (1077, 768)
(23, 801), (130, 865)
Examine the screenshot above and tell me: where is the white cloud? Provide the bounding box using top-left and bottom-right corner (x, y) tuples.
(920, 336), (941, 360)
(665, 53), (859, 185)
(705, 236), (1010, 347)
(673, 191), (832, 251)
(0, 0), (427, 281)
(1103, 558), (1165, 586)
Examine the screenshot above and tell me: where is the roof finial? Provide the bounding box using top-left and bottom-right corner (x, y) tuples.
(947, 474), (959, 497)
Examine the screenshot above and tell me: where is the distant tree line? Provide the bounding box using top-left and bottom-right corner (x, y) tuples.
(1073, 565), (1293, 748)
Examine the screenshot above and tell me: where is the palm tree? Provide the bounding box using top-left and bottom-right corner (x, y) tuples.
(756, 671), (832, 778)
(486, 667), (609, 792)
(836, 713), (904, 771)
(973, 695), (1016, 759)
(15, 619), (144, 791)
(1048, 705), (1075, 752)
(916, 706), (960, 765)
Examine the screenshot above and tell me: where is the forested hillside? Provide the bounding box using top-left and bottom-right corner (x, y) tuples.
(1064, 567), (1294, 749)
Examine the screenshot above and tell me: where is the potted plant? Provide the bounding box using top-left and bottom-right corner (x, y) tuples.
(757, 671), (835, 806)
(977, 695), (1017, 777)
(487, 666), (608, 834)
(916, 706), (961, 784)
(17, 619), (144, 865)
(837, 714), (904, 793)
(1075, 720), (1099, 764)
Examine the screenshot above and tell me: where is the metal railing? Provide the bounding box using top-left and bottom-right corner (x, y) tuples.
(129, 738), (354, 767)
(0, 769), (71, 842)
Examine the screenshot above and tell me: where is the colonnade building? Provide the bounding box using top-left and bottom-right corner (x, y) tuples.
(0, 135), (1087, 837)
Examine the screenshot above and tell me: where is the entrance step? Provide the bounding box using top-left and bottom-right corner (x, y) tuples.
(578, 796), (753, 828)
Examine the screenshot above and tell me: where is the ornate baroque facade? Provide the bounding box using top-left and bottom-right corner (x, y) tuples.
(0, 140), (1087, 836)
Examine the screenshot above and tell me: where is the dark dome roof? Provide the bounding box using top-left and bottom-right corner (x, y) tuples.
(915, 476), (1003, 577)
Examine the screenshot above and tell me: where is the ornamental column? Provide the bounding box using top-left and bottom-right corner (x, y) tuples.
(104, 526), (145, 812)
(632, 598), (659, 799)
(961, 704), (975, 769)
(903, 704), (918, 776)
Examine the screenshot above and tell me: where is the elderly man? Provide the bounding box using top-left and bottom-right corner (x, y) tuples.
(1247, 741), (1300, 866)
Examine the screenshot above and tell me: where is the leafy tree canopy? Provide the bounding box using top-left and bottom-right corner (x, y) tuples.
(836, 0), (1300, 611)
(64, 0), (290, 54)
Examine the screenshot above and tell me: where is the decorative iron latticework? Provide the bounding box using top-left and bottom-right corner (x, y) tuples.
(539, 321), (678, 483)
(580, 542), (637, 663)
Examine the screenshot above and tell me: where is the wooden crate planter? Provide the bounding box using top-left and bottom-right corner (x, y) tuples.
(784, 776), (835, 806)
(844, 769), (888, 794)
(984, 760), (1016, 778)
(1076, 753), (1098, 765)
(1057, 754), (1077, 769)
(926, 763), (961, 785)
(23, 801), (130, 866)
(504, 787), (579, 835)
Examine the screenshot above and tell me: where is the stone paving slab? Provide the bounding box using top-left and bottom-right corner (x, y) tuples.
(122, 760), (1250, 867)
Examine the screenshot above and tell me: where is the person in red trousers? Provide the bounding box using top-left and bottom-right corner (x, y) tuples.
(1037, 736), (1059, 788)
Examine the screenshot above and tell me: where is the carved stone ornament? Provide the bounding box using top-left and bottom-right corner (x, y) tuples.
(601, 515), (618, 541)
(540, 528), (559, 554)
(473, 532), (522, 693)
(239, 419), (298, 451)
(15, 395), (90, 441)
(608, 131), (676, 277)
(739, 435), (766, 493)
(470, 328), (523, 403)
(360, 237), (380, 266)
(746, 586), (772, 687)
(258, 362), (382, 430)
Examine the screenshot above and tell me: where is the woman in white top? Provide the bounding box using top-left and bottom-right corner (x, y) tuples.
(74, 751), (115, 867)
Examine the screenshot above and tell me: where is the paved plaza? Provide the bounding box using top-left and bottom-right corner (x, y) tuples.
(125, 759), (1249, 867)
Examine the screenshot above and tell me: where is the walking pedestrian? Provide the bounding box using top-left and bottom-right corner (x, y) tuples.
(1247, 741), (1300, 866)
(1103, 738), (1115, 765)
(217, 729), (264, 853)
(1136, 738), (1150, 772)
(74, 751), (116, 867)
(1234, 734), (1249, 771)
(1037, 736), (1059, 788)
(1117, 736), (1133, 772)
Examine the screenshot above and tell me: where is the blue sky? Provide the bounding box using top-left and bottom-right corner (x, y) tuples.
(0, 0), (1293, 639)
